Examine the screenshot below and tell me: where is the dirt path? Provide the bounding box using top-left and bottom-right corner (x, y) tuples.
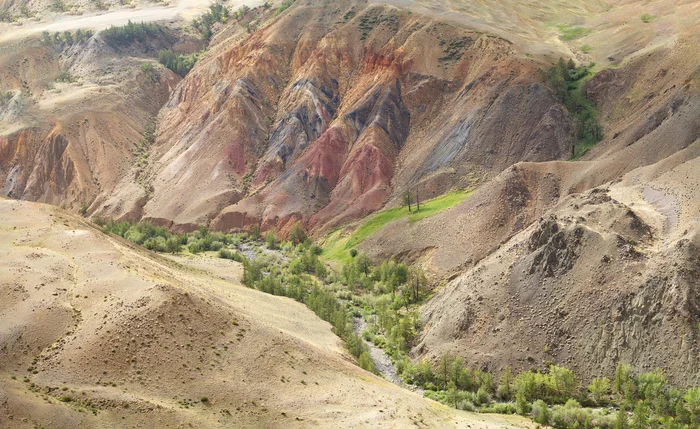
(0, 0), (262, 44)
(352, 316), (424, 395)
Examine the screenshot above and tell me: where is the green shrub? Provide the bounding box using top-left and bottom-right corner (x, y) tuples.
(51, 0), (66, 12)
(233, 5), (250, 20)
(188, 241), (203, 254)
(264, 229), (278, 249)
(192, 2), (229, 40)
(102, 21), (169, 49)
(557, 25), (591, 41)
(532, 400), (551, 425)
(550, 400), (587, 429)
(641, 13), (653, 23)
(274, 0), (295, 16)
(56, 70), (75, 83)
(157, 49), (197, 77)
(358, 351), (375, 373)
(0, 9), (13, 22)
(218, 248), (243, 261)
(288, 222), (307, 245)
(545, 57), (602, 158)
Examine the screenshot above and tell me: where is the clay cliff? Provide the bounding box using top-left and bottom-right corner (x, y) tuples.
(94, 0), (576, 233)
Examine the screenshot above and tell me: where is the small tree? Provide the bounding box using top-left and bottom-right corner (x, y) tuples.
(516, 389), (530, 414)
(249, 224), (261, 240)
(404, 267), (427, 304)
(588, 376), (611, 405)
(437, 351), (452, 390)
(614, 363), (632, 401)
(402, 190), (412, 212)
(41, 31), (52, 44)
(532, 399), (550, 425)
(288, 222), (307, 245)
(166, 236), (182, 254)
(446, 381), (459, 408)
(497, 366), (514, 401)
(265, 229), (278, 249)
(614, 410), (629, 429)
(631, 401), (649, 429)
(358, 351), (375, 373)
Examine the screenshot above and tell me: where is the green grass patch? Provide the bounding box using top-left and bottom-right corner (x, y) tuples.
(557, 25), (591, 41)
(321, 189), (473, 265)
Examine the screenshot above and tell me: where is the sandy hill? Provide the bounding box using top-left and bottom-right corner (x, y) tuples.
(0, 198), (537, 428)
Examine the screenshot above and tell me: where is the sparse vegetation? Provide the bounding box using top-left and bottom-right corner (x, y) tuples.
(438, 37), (471, 63)
(557, 25), (591, 41)
(141, 117), (156, 146)
(233, 5), (250, 21)
(56, 70), (76, 83)
(141, 62), (159, 84)
(51, 0), (66, 12)
(641, 13), (654, 23)
(322, 190), (473, 265)
(41, 29), (93, 46)
(0, 9), (13, 22)
(0, 91), (13, 106)
(83, 207), (700, 429)
(192, 2), (229, 40)
(545, 57), (602, 159)
(91, 0), (108, 11)
(274, 0), (296, 17)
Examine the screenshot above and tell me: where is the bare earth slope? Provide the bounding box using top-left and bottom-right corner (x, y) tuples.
(0, 198), (536, 429)
(95, 0), (576, 233)
(356, 39), (700, 383)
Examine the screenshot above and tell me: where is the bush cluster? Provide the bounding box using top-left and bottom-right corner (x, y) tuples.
(42, 29), (94, 46)
(100, 220), (242, 256)
(241, 241), (376, 373)
(102, 21), (169, 49)
(274, 0), (295, 16)
(414, 352), (700, 429)
(545, 57), (602, 158)
(157, 49), (197, 77)
(102, 219), (186, 253)
(192, 2), (229, 40)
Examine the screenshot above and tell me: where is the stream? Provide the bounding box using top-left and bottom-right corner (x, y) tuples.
(352, 316), (424, 395)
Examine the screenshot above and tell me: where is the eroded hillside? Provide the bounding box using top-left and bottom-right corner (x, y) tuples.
(92, 0), (576, 235)
(1, 0), (700, 408)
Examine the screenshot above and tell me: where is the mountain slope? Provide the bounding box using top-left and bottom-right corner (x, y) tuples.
(0, 197), (538, 428)
(98, 0), (575, 233)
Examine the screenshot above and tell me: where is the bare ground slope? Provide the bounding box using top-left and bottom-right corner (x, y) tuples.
(0, 198), (536, 429)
